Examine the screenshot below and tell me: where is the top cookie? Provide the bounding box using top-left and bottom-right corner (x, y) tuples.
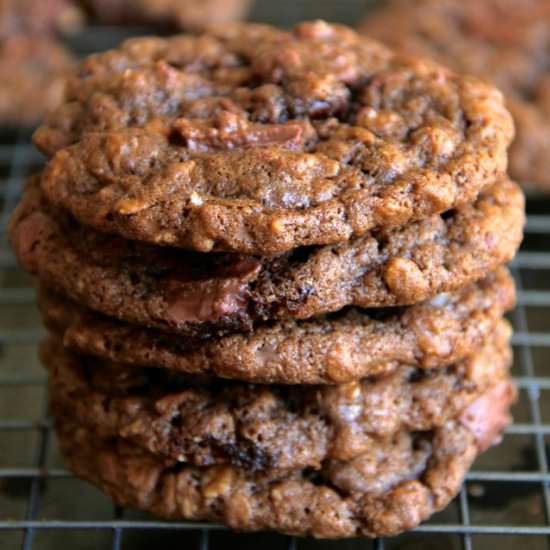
(34, 21), (513, 255)
(360, 0), (550, 191)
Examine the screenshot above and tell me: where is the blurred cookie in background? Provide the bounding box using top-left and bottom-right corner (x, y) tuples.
(0, 0), (83, 36)
(80, 0), (252, 30)
(0, 34), (74, 125)
(360, 0), (550, 191)
(0, 0), (80, 126)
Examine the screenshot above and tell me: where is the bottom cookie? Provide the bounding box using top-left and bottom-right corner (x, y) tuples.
(46, 325), (511, 471)
(52, 378), (515, 538)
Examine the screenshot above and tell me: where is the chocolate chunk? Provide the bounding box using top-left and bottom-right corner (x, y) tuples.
(171, 112), (304, 152)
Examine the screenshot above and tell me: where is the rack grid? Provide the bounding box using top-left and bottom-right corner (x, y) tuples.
(2, 3), (550, 548)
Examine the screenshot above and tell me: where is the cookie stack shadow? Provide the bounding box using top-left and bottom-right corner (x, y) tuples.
(9, 21), (525, 538)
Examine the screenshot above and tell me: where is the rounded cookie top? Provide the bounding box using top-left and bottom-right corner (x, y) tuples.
(46, 331), (512, 472)
(34, 20), (513, 255)
(40, 269), (515, 384)
(54, 378), (515, 538)
(10, 175), (524, 334)
(360, 0), (550, 190)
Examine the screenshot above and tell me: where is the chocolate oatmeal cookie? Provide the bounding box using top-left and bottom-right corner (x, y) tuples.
(33, 21), (513, 254)
(80, 0), (250, 30)
(40, 269), (515, 384)
(53, 378), (515, 537)
(10, 175), (524, 335)
(360, 0), (550, 190)
(0, 35), (73, 125)
(46, 330), (512, 470)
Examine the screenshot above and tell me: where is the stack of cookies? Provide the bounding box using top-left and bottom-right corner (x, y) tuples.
(9, 21), (524, 538)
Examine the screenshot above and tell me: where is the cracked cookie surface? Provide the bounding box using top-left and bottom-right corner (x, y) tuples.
(34, 21), (513, 254)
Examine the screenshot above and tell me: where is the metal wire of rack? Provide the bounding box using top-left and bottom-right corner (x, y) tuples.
(2, 2), (550, 549)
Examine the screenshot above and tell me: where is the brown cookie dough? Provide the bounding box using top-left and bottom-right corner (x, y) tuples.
(360, 0), (550, 191)
(52, 378), (515, 538)
(33, 21), (513, 254)
(40, 269), (515, 384)
(10, 175), (524, 335)
(80, 0), (251, 30)
(0, 34), (74, 126)
(45, 329), (512, 471)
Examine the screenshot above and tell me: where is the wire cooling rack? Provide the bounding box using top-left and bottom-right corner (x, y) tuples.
(2, 2), (550, 549)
